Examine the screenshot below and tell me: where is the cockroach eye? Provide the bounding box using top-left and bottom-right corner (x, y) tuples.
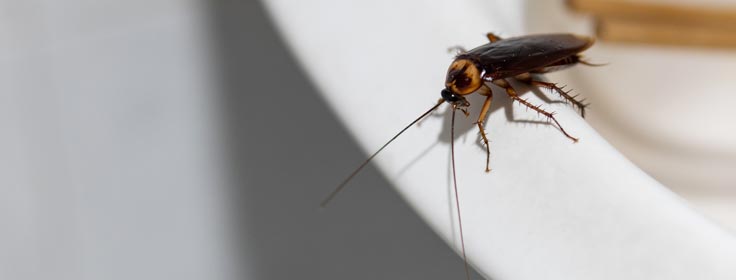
(441, 88), (460, 102)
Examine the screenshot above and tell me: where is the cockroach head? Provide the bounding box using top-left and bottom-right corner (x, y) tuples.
(445, 58), (482, 96)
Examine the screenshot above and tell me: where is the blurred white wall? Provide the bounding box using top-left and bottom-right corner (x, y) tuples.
(0, 1), (483, 280)
(0, 1), (236, 279)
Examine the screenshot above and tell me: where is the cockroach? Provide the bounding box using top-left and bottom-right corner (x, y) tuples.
(321, 33), (596, 279)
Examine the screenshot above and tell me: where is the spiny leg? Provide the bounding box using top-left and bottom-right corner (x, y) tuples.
(532, 81), (587, 118)
(514, 73), (588, 118)
(492, 79), (579, 142)
(476, 85), (493, 172)
(486, 32), (502, 42)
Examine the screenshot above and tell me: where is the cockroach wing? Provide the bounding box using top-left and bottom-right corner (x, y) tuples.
(460, 34), (593, 79)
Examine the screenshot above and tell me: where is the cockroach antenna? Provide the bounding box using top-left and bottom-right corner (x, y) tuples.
(319, 100), (443, 208)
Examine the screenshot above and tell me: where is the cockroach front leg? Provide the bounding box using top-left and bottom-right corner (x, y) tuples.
(492, 79), (579, 142)
(476, 85), (493, 172)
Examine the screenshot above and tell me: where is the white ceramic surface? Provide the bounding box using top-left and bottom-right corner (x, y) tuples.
(263, 0), (736, 279)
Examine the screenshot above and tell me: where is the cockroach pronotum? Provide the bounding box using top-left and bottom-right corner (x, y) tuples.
(321, 33), (597, 279)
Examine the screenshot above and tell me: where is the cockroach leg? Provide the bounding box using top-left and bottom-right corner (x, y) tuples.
(514, 73), (587, 117)
(578, 57), (608, 67)
(447, 46), (468, 55)
(476, 85), (493, 172)
(513, 73), (532, 82)
(486, 32), (503, 43)
(523, 78), (588, 118)
(493, 79), (579, 142)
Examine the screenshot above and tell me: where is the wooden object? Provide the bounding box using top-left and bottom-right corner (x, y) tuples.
(569, 0), (736, 48)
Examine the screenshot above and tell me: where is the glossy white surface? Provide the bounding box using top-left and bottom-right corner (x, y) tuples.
(264, 0), (736, 279)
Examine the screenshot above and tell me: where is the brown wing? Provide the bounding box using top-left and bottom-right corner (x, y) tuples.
(458, 34), (594, 79)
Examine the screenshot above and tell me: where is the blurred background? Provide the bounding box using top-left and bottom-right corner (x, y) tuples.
(1, 0), (475, 279)
(1, 0), (734, 279)
(529, 0), (736, 233)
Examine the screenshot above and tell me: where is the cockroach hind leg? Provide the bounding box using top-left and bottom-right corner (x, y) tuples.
(500, 79), (579, 142)
(529, 79), (588, 118)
